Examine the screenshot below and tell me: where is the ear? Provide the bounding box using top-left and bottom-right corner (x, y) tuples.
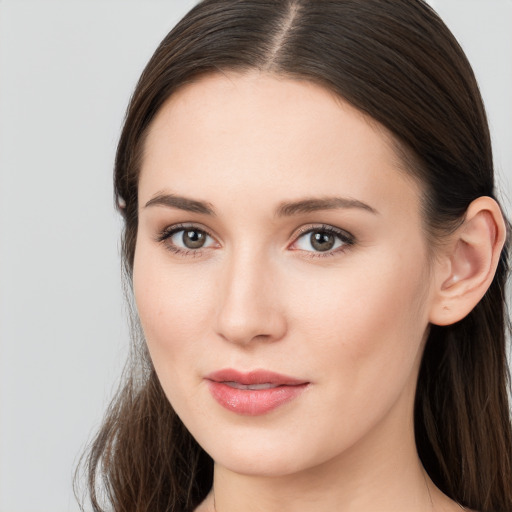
(429, 196), (507, 326)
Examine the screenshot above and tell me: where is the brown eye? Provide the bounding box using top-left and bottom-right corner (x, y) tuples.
(310, 231), (335, 252)
(182, 229), (207, 249)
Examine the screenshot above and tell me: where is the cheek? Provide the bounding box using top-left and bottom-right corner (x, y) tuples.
(133, 250), (222, 423)
(132, 244), (215, 370)
(288, 250), (431, 381)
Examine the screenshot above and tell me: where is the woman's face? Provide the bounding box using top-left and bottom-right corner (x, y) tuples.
(134, 72), (437, 477)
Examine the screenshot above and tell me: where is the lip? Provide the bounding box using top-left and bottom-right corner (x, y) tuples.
(205, 369), (309, 416)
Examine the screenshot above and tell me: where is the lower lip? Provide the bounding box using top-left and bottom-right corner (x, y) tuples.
(207, 381), (308, 415)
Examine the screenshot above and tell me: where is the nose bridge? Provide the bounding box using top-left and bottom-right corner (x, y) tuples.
(215, 244), (286, 345)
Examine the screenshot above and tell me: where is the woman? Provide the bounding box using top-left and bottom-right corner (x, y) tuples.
(78, 1), (512, 511)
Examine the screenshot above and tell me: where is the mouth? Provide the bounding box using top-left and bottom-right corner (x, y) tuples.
(205, 369), (310, 415)
(206, 368), (308, 386)
(221, 382), (284, 390)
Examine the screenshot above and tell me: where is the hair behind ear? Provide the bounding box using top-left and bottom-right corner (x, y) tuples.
(415, 236), (512, 512)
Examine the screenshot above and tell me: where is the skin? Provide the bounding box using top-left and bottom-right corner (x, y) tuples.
(133, 71), (480, 511)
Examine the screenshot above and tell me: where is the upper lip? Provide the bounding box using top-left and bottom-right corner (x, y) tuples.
(206, 369), (308, 386)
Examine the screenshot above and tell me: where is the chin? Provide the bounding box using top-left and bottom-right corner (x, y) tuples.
(191, 421), (340, 479)
(213, 449), (311, 478)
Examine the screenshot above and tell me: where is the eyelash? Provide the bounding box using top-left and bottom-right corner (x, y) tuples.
(291, 224), (355, 259)
(156, 223), (215, 258)
(156, 223), (355, 258)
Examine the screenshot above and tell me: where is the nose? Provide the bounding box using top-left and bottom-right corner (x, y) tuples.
(214, 249), (287, 346)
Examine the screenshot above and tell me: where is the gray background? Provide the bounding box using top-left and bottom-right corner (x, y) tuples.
(0, 1), (510, 511)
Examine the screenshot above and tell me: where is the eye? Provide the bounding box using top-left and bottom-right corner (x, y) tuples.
(157, 224), (217, 255)
(291, 225), (354, 255)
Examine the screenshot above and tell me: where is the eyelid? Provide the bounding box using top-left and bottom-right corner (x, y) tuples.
(291, 223), (354, 240)
(155, 222), (355, 258)
(288, 224), (355, 255)
(156, 222), (220, 256)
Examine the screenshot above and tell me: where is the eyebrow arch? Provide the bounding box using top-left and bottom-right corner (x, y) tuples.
(144, 193), (377, 217)
(144, 193), (216, 216)
(275, 197), (378, 217)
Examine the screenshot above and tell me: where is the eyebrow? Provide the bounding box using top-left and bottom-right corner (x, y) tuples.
(144, 193), (377, 217)
(144, 193), (216, 215)
(275, 197), (378, 217)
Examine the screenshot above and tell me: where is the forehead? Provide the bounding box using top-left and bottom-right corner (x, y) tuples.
(139, 71), (421, 219)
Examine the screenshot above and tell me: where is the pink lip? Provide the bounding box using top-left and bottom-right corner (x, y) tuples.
(205, 369), (309, 416)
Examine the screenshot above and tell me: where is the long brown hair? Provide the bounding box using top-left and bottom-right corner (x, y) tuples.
(77, 1), (512, 511)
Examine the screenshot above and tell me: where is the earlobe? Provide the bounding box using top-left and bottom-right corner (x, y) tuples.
(429, 196), (506, 326)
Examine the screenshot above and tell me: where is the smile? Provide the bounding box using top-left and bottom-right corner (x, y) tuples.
(205, 369), (309, 415)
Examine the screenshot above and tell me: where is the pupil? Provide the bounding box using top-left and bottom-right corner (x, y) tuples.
(183, 230), (205, 249)
(311, 231), (335, 251)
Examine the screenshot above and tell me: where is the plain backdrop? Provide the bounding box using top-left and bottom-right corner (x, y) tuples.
(0, 1), (510, 511)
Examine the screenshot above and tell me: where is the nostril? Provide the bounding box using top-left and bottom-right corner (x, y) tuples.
(215, 303), (287, 346)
